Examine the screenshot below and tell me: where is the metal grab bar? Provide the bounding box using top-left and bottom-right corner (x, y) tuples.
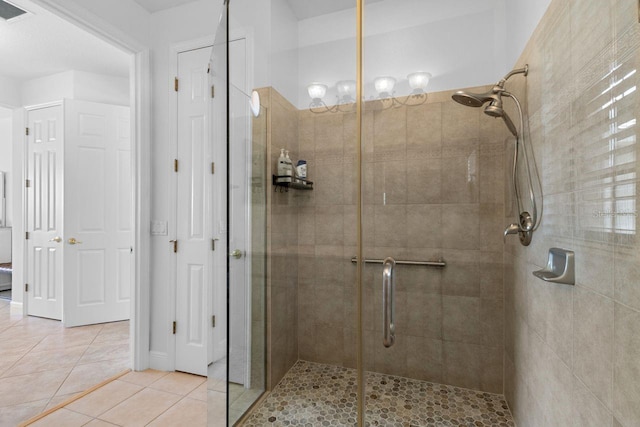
(351, 257), (446, 268)
(382, 257), (396, 348)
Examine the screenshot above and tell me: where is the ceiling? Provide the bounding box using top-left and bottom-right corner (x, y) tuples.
(286, 0), (384, 20)
(0, 0), (129, 82)
(132, 0), (199, 13)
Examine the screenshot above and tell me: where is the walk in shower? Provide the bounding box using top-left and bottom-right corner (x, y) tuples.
(209, 0), (640, 426)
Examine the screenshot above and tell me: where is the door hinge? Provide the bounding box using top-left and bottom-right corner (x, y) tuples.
(211, 162), (215, 174)
(174, 159), (179, 172)
(25, 179), (31, 188)
(211, 85), (215, 98)
(25, 127), (29, 136)
(212, 315), (216, 327)
(25, 283), (29, 292)
(25, 232), (29, 240)
(170, 239), (177, 253)
(172, 321), (177, 334)
(174, 77), (179, 92)
(212, 238), (219, 251)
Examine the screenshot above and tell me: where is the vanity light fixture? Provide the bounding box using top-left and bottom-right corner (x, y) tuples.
(308, 71), (431, 113)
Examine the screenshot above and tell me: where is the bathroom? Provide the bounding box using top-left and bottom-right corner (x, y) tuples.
(212, 0), (640, 425)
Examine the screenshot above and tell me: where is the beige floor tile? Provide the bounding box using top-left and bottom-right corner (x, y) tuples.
(119, 369), (168, 387)
(85, 420), (121, 426)
(78, 339), (130, 365)
(99, 321), (129, 335)
(99, 388), (182, 426)
(208, 378), (225, 393)
(187, 382), (208, 401)
(30, 330), (98, 352)
(57, 358), (129, 396)
(0, 399), (48, 427)
(67, 379), (143, 417)
(30, 408), (94, 427)
(147, 397), (207, 426)
(45, 392), (82, 411)
(0, 368), (70, 408)
(208, 391), (227, 427)
(1, 345), (87, 378)
(148, 371), (206, 396)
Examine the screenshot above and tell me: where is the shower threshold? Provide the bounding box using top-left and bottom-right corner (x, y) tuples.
(242, 360), (514, 426)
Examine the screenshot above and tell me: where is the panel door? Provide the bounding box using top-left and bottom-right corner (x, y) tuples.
(63, 100), (132, 327)
(175, 46), (213, 376)
(26, 105), (64, 320)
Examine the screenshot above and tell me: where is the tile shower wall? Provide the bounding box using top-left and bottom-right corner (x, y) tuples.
(503, 0), (640, 425)
(258, 88), (300, 390)
(296, 88), (509, 394)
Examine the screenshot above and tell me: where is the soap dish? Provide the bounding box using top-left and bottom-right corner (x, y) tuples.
(532, 248), (575, 286)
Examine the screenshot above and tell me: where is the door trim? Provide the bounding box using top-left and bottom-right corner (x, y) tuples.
(22, 0), (152, 371)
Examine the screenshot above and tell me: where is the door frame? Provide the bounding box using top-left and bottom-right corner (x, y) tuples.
(20, 0), (152, 371)
(168, 36), (216, 371)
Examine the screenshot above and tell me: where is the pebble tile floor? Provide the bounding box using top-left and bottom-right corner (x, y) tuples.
(244, 360), (514, 427)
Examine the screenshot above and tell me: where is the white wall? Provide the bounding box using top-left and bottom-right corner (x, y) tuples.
(21, 71), (75, 106)
(0, 75), (21, 108)
(0, 113), (12, 227)
(73, 71), (130, 106)
(147, 0), (224, 369)
(504, 0), (553, 71)
(270, 0), (299, 103)
(20, 70), (129, 106)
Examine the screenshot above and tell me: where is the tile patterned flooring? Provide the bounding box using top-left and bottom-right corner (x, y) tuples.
(30, 369), (209, 426)
(0, 298), (130, 426)
(243, 360), (515, 427)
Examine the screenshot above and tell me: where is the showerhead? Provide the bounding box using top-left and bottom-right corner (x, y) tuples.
(484, 95), (518, 137)
(451, 90), (493, 108)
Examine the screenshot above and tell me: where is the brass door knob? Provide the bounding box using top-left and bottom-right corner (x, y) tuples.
(49, 236), (62, 243)
(230, 249), (242, 259)
(68, 237), (82, 245)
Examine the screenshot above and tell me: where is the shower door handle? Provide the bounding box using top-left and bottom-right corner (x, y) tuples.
(382, 257), (396, 348)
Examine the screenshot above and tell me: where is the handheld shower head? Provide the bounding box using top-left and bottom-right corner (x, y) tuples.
(483, 94), (518, 137)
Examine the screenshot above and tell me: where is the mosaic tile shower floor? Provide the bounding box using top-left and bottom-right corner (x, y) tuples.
(243, 361), (514, 426)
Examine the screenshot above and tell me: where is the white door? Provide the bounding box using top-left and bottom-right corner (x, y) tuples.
(175, 46), (213, 376)
(26, 105), (64, 320)
(63, 100), (132, 327)
(228, 37), (251, 386)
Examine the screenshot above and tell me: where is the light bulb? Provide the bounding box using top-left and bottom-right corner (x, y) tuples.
(307, 83), (327, 100)
(407, 72), (431, 91)
(336, 80), (356, 98)
(374, 76), (396, 96)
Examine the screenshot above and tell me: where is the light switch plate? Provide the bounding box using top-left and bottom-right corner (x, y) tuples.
(151, 220), (168, 236)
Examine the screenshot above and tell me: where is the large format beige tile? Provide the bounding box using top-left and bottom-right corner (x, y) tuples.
(67, 379), (143, 417)
(57, 358), (129, 396)
(147, 397), (206, 426)
(148, 371), (206, 396)
(119, 369), (168, 387)
(613, 303), (640, 425)
(0, 399), (48, 427)
(30, 408), (93, 427)
(1, 345), (86, 378)
(99, 388), (182, 426)
(0, 368), (70, 408)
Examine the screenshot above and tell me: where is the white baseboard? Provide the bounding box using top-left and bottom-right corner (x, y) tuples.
(10, 301), (23, 316)
(149, 351), (172, 372)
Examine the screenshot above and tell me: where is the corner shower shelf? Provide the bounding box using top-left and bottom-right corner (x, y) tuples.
(272, 175), (313, 192)
(532, 248), (575, 286)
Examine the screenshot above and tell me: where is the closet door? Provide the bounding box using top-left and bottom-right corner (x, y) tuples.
(26, 104), (64, 320)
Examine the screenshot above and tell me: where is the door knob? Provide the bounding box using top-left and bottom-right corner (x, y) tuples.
(49, 236), (62, 243)
(230, 249), (242, 259)
(68, 237), (82, 245)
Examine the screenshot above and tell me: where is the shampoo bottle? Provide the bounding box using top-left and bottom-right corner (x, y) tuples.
(284, 150), (293, 183)
(277, 148), (287, 183)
